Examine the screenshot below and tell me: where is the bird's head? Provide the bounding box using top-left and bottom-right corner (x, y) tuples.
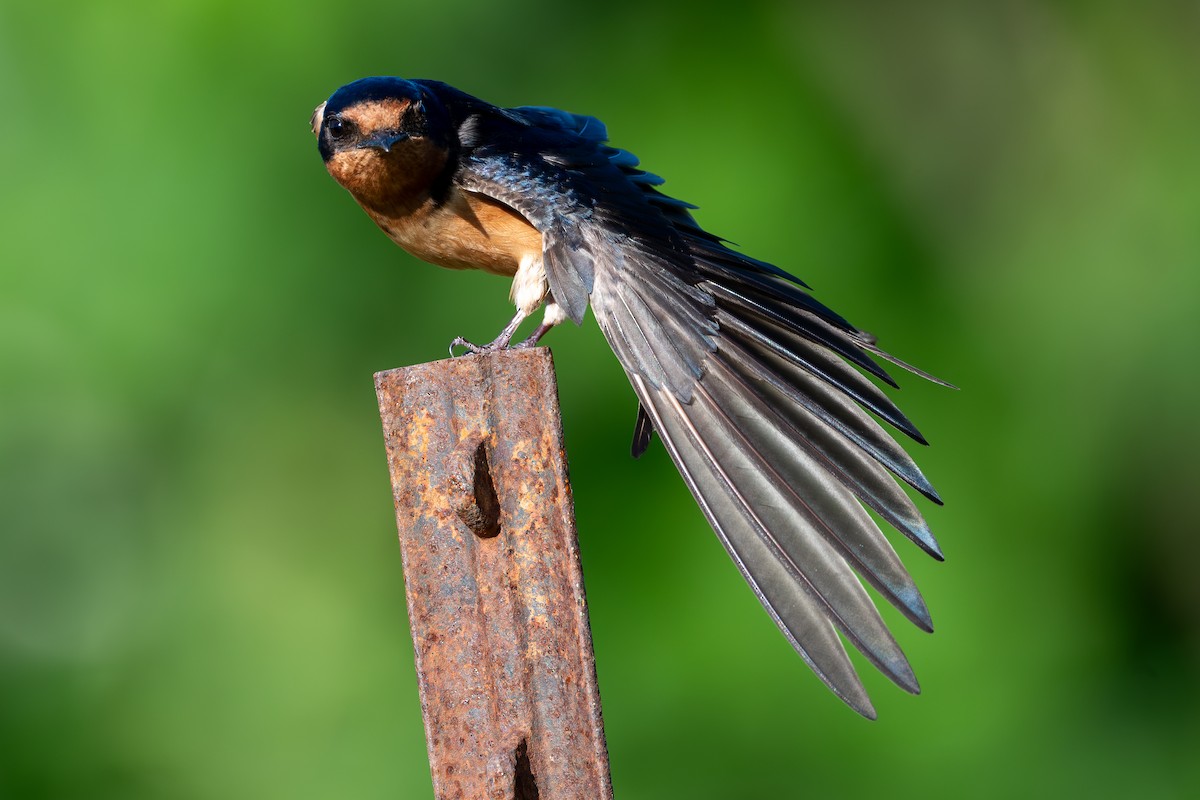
(312, 77), (452, 212)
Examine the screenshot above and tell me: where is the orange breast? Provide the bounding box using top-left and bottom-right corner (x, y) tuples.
(368, 188), (543, 277)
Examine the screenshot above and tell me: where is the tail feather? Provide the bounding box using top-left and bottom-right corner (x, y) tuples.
(860, 339), (959, 389)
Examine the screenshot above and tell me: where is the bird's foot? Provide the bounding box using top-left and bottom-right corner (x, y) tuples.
(449, 308), (539, 357)
(448, 334), (508, 357)
(448, 327), (550, 357)
(446, 305), (557, 356)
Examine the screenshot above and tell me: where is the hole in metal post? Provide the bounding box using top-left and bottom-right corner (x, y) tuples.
(471, 441), (501, 538)
(454, 439), (501, 538)
(513, 739), (539, 800)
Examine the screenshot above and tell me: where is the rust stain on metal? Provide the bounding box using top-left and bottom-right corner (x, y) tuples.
(374, 349), (613, 800)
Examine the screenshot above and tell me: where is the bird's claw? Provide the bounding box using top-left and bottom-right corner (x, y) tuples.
(448, 335), (512, 358)
(448, 336), (484, 357)
(448, 328), (550, 357)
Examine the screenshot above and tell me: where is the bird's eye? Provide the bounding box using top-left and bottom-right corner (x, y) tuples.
(327, 115), (350, 139)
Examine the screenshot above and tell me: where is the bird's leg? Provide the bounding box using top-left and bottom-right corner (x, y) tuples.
(510, 321), (554, 349)
(449, 308), (528, 356)
(450, 259), (567, 355)
(511, 300), (568, 349)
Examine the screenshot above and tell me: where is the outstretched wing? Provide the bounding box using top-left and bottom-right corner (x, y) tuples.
(455, 102), (945, 718)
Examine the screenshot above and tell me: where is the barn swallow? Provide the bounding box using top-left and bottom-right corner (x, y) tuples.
(312, 76), (951, 718)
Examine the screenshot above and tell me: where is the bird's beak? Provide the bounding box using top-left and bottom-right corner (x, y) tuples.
(357, 130), (410, 153)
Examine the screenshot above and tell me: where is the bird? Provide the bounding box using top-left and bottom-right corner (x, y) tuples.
(312, 76), (951, 719)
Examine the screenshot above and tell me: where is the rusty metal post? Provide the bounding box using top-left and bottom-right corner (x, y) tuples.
(375, 348), (613, 800)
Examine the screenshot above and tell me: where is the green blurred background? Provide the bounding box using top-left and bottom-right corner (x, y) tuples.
(3, 1), (1198, 797)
